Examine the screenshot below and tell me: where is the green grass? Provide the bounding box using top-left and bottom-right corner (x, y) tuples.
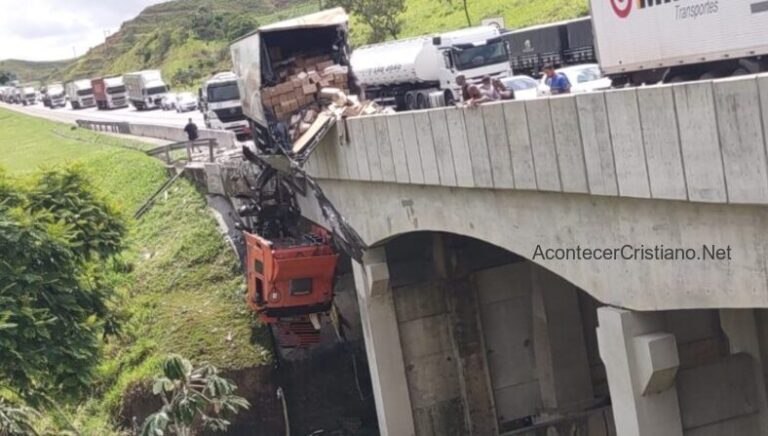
(0, 107), (271, 433)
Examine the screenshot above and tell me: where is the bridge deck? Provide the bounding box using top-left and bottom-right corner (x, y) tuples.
(305, 74), (768, 206)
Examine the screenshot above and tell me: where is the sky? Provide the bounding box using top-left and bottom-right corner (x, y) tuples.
(0, 0), (168, 61)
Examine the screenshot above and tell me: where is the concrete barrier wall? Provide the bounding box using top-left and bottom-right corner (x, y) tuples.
(308, 74), (768, 206)
(128, 123), (237, 148)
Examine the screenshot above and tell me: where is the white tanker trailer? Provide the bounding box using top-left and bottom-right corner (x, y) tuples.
(350, 26), (512, 110)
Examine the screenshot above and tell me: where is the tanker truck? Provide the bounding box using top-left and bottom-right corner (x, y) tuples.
(199, 72), (250, 138)
(92, 76), (127, 109)
(350, 25), (512, 110)
(65, 79), (95, 109)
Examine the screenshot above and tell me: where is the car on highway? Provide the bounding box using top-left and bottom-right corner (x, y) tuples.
(499, 75), (548, 100)
(174, 92), (198, 113)
(540, 63), (612, 94)
(160, 93), (178, 111)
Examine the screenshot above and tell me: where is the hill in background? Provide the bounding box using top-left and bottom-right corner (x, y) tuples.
(0, 59), (72, 84)
(1, 0), (588, 88)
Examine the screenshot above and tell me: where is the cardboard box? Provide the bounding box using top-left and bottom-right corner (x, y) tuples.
(302, 83), (317, 95)
(316, 60), (334, 71)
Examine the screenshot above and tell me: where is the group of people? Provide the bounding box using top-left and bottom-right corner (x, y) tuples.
(456, 63), (571, 107)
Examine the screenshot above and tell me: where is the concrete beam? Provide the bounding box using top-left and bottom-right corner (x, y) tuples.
(352, 247), (415, 436)
(597, 307), (683, 436)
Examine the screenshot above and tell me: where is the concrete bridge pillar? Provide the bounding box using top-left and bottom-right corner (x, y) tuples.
(597, 307), (683, 436)
(352, 247), (416, 436)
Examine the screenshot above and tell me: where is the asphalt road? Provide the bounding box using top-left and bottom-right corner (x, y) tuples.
(1, 101), (204, 127)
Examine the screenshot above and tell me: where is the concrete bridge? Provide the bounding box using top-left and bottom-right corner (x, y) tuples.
(203, 74), (768, 435)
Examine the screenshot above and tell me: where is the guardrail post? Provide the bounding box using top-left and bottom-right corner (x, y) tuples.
(164, 144), (171, 164)
(186, 141), (193, 162)
(209, 139), (215, 162)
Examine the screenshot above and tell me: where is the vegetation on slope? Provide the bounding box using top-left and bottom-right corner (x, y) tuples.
(2, 0), (588, 87)
(0, 107), (271, 434)
(0, 59), (71, 84)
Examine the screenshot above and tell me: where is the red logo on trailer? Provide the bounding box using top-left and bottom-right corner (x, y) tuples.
(610, 0), (632, 18)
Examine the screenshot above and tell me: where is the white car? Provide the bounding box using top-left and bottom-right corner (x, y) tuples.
(160, 94), (178, 111)
(541, 64), (612, 94)
(175, 92), (198, 113)
(499, 75), (548, 100)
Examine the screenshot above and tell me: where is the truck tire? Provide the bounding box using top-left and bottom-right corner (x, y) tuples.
(416, 92), (428, 110)
(444, 90), (456, 106)
(731, 67), (750, 77)
(404, 92), (416, 111)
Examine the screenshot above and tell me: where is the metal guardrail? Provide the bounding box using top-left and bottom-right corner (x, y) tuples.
(145, 138), (218, 165)
(75, 119), (130, 134)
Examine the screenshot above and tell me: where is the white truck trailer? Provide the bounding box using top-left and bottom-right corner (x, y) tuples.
(590, 0), (768, 84)
(350, 26), (512, 110)
(20, 86), (36, 106)
(124, 70), (169, 110)
(42, 83), (66, 108)
(199, 72), (250, 138)
(65, 80), (95, 109)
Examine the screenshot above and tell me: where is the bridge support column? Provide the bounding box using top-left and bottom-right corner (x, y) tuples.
(352, 247), (416, 436)
(719, 309), (768, 434)
(597, 307), (683, 436)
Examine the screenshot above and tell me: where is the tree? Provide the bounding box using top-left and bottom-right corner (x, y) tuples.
(0, 71), (15, 85)
(0, 167), (125, 404)
(332, 0), (406, 43)
(141, 355), (250, 436)
(0, 398), (39, 436)
(225, 15), (258, 42)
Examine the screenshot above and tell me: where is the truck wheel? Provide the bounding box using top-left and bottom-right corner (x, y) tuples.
(731, 68), (750, 77)
(444, 90), (456, 106)
(404, 92), (416, 111)
(416, 92), (428, 110)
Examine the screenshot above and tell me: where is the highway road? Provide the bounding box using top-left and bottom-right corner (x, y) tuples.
(0, 101), (204, 127)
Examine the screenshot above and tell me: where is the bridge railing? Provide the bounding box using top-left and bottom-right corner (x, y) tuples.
(305, 73), (768, 206)
(145, 138), (218, 166)
(76, 119), (131, 134)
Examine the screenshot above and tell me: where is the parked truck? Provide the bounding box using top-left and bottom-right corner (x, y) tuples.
(42, 83), (66, 108)
(589, 0), (768, 84)
(91, 76), (128, 110)
(350, 25), (512, 110)
(199, 72), (250, 138)
(65, 80), (95, 109)
(19, 86), (36, 106)
(124, 70), (169, 110)
(503, 17), (596, 77)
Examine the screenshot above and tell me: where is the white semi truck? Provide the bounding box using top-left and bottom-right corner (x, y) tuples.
(42, 83), (66, 108)
(350, 26), (512, 110)
(199, 72), (250, 138)
(65, 80), (95, 109)
(20, 86), (36, 106)
(124, 70), (169, 110)
(590, 0), (768, 84)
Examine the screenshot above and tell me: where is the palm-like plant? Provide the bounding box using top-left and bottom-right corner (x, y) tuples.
(0, 397), (39, 436)
(140, 355), (250, 436)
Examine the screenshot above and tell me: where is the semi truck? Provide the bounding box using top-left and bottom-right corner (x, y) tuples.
(42, 83), (66, 108)
(20, 86), (36, 106)
(230, 7), (352, 152)
(350, 25), (512, 110)
(199, 72), (250, 138)
(589, 0), (768, 84)
(503, 17), (596, 77)
(124, 70), (169, 110)
(65, 80), (95, 109)
(92, 76), (128, 110)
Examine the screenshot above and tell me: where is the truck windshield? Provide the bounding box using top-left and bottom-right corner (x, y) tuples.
(107, 85), (126, 94)
(145, 86), (168, 95)
(48, 86), (63, 94)
(77, 89), (92, 96)
(207, 82), (239, 102)
(452, 40), (509, 71)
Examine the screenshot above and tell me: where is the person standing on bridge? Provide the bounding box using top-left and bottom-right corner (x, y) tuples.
(184, 118), (200, 151)
(543, 64), (571, 95)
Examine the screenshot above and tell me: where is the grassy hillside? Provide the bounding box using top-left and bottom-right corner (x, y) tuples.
(4, 0), (588, 87)
(0, 107), (271, 434)
(0, 58), (72, 83)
